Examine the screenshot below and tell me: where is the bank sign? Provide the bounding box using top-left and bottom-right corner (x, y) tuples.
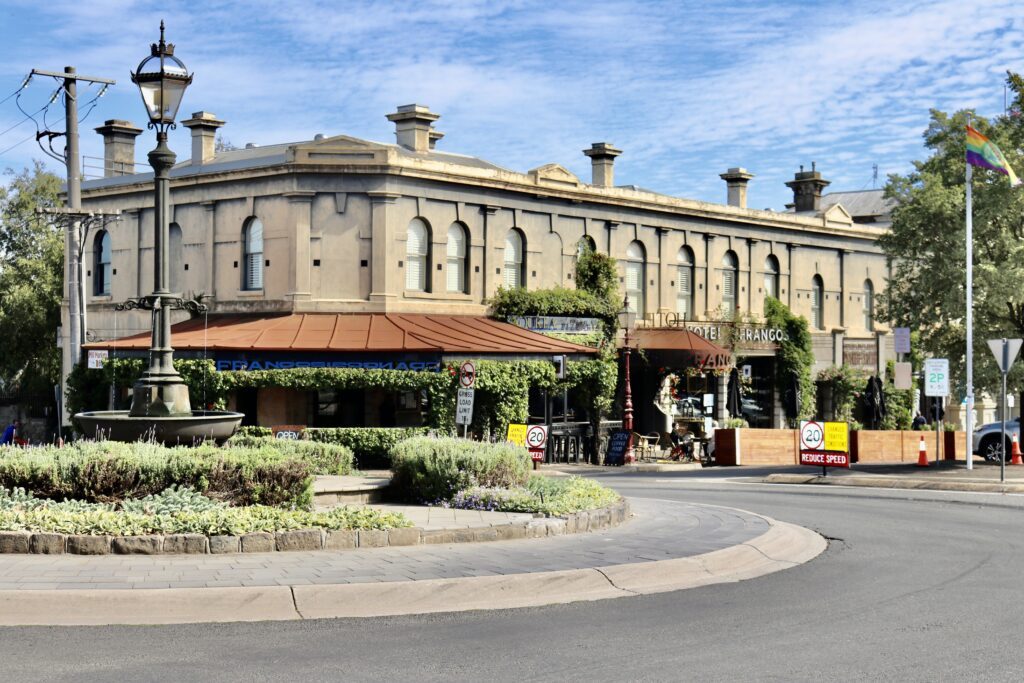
(509, 316), (603, 334)
(636, 313), (787, 348)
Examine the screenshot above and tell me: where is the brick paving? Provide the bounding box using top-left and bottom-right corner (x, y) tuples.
(0, 498), (767, 591)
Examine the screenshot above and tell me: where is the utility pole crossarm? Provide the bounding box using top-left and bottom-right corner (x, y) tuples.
(30, 69), (115, 86)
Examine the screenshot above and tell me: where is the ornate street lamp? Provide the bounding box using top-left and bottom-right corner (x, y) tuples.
(617, 294), (637, 463)
(122, 22), (204, 417)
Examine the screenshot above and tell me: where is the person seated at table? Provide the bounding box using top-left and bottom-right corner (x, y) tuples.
(670, 423), (695, 460)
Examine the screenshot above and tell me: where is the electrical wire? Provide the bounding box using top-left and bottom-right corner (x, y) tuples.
(0, 74), (32, 108)
(0, 131), (36, 156)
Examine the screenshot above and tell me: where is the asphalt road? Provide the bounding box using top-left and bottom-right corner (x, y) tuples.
(4, 470), (1024, 682)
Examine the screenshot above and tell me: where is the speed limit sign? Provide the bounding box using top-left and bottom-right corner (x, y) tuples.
(526, 425), (549, 460)
(800, 420), (824, 451)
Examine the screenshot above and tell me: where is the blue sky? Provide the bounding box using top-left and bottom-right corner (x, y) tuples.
(0, 0), (1021, 210)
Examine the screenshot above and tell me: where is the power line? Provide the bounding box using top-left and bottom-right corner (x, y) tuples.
(0, 131), (36, 156)
(0, 74), (32, 108)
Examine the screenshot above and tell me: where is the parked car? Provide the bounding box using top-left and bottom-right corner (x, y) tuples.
(972, 417), (1020, 462)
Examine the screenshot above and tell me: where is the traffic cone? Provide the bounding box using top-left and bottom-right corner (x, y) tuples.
(1011, 434), (1023, 466)
(916, 435), (930, 467)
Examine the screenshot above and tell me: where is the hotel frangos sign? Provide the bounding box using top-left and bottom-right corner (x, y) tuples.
(636, 312), (787, 349)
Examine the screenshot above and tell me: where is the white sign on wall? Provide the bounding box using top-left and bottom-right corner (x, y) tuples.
(87, 350), (108, 369)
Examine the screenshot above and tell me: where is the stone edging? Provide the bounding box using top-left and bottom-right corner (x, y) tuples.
(0, 499), (630, 556)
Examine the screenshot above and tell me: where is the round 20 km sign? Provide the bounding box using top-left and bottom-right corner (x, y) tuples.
(526, 425), (549, 462)
(800, 420), (825, 451)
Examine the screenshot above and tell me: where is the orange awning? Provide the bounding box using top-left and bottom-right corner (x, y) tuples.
(85, 313), (598, 356)
(630, 328), (732, 369)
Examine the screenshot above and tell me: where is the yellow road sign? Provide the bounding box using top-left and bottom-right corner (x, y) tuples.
(506, 423), (527, 446)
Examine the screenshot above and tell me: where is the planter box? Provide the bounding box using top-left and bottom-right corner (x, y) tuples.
(714, 428), (799, 466)
(716, 428), (970, 466)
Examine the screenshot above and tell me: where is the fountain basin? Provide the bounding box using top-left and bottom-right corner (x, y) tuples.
(74, 410), (245, 445)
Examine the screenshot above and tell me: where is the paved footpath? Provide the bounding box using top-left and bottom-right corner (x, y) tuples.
(0, 499), (765, 591)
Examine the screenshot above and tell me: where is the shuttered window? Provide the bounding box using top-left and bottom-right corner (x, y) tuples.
(504, 230), (524, 289)
(677, 247), (693, 319)
(446, 223), (467, 293)
(625, 241), (645, 318)
(242, 218), (263, 291)
(721, 251), (738, 315)
(764, 255), (779, 300)
(94, 230), (112, 296)
(812, 275), (824, 329)
(406, 219), (429, 292)
(863, 279), (874, 330)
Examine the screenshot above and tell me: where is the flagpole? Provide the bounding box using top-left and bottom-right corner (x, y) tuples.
(965, 146), (974, 470)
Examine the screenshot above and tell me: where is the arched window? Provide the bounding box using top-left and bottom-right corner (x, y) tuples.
(242, 217), (264, 290)
(764, 254), (779, 300)
(169, 223), (182, 292)
(863, 279), (875, 330)
(677, 246), (694, 320)
(577, 235), (596, 257)
(503, 229), (525, 289)
(625, 241), (646, 318)
(721, 250), (739, 316)
(406, 218), (430, 292)
(812, 275), (825, 329)
(446, 222), (468, 293)
(93, 230), (111, 296)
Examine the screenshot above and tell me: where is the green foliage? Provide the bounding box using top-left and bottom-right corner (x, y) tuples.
(0, 163), (63, 394)
(303, 427), (428, 469)
(816, 365), (868, 422)
(222, 437), (354, 475)
(447, 476), (620, 516)
(66, 358), (228, 416)
(236, 426), (272, 438)
(488, 285), (620, 340)
(878, 72), (1024, 398)
(0, 486), (411, 536)
(389, 436), (531, 503)
(574, 248), (619, 303)
(0, 441), (325, 508)
(764, 296), (815, 423)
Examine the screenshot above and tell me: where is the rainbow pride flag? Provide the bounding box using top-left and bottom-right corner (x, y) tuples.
(966, 125), (1020, 187)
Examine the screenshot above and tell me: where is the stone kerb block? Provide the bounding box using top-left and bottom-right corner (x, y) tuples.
(495, 523), (528, 541)
(276, 529), (322, 552)
(387, 527), (421, 546)
(67, 535), (111, 555)
(112, 536), (163, 554)
(325, 530), (357, 550)
(358, 529), (388, 548)
(163, 534), (208, 554)
(209, 535), (240, 554)
(241, 532), (275, 553)
(0, 531), (31, 553)
(30, 533), (65, 554)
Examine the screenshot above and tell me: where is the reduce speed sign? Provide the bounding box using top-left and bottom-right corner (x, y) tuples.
(526, 425), (549, 450)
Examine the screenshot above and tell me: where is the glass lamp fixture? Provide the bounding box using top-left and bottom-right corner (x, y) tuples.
(130, 21), (192, 130)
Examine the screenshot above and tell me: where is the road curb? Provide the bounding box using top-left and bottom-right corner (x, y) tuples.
(764, 473), (1024, 494)
(0, 513), (824, 626)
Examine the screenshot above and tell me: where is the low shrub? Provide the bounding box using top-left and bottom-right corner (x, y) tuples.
(0, 486), (411, 536)
(0, 442), (317, 508)
(389, 436), (530, 503)
(445, 476), (620, 516)
(225, 437), (354, 475)
(304, 427), (429, 469)
(235, 426), (273, 438)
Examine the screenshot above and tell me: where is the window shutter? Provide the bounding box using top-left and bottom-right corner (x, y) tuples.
(677, 265), (691, 316)
(246, 253), (263, 290)
(407, 221), (429, 292)
(504, 231), (523, 289)
(447, 226), (466, 293)
(722, 269), (735, 308)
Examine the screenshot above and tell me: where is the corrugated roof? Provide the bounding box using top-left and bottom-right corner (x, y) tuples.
(820, 189), (895, 220)
(86, 313), (598, 355)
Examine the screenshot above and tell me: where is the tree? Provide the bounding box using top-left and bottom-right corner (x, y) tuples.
(0, 162), (63, 395)
(878, 71), (1024, 398)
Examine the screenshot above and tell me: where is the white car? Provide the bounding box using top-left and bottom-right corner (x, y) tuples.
(972, 418), (1020, 462)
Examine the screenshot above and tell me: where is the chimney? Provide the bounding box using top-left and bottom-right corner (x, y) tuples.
(583, 142), (622, 187)
(94, 120), (142, 177)
(785, 162), (830, 212)
(719, 167), (754, 208)
(181, 111), (226, 165)
(428, 127), (444, 150)
(386, 104), (440, 153)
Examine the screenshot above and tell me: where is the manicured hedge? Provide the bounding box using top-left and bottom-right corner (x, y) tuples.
(304, 427), (429, 469)
(0, 442), (324, 508)
(224, 436), (354, 475)
(447, 476), (620, 516)
(0, 486), (410, 536)
(389, 436), (531, 503)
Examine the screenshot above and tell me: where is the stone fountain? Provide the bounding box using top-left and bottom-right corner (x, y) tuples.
(75, 24), (242, 444)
